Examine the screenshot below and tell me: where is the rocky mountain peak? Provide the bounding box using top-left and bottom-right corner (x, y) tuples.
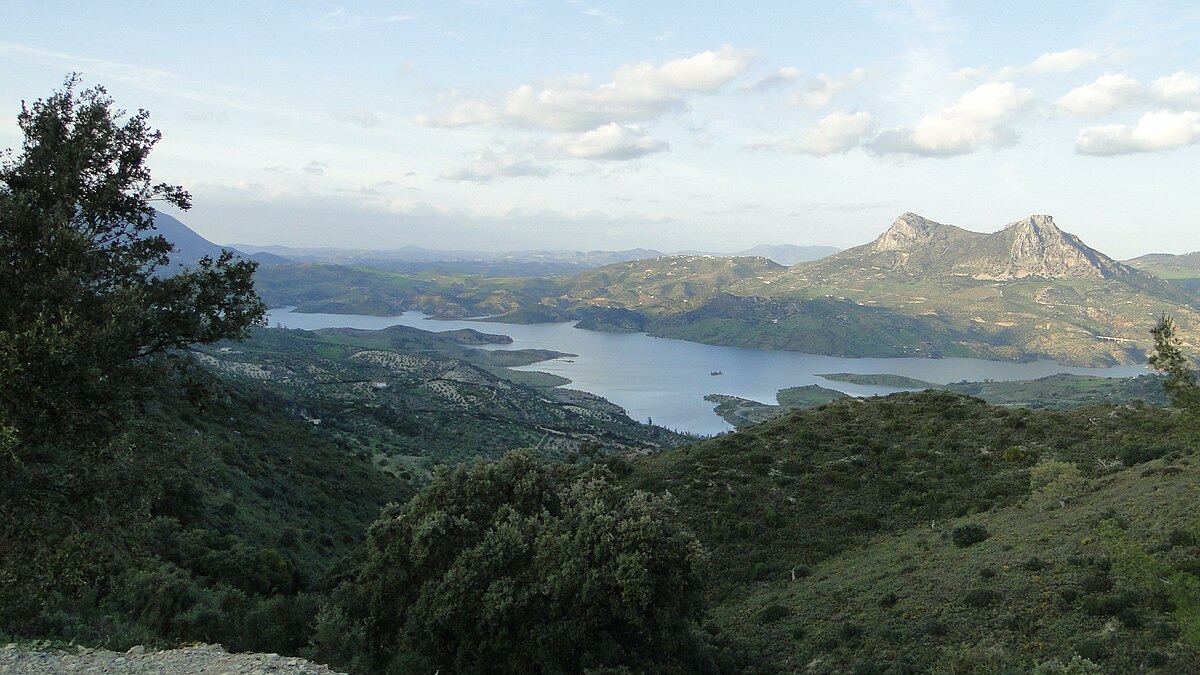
(1006, 213), (1060, 232)
(871, 212), (943, 252)
(988, 214), (1125, 280)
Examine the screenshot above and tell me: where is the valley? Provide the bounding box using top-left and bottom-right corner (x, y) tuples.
(10, 18), (1200, 674)
(263, 307), (1148, 435)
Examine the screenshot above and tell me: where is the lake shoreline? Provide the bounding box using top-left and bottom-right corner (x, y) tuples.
(267, 308), (1148, 436)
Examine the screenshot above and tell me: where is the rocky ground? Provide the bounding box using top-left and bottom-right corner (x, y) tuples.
(0, 643), (345, 674)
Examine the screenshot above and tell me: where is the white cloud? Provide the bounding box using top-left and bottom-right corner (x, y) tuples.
(415, 92), (500, 127)
(949, 47), (1098, 84)
(1153, 71), (1200, 106)
(419, 45), (751, 131)
(873, 82), (1032, 156)
(330, 110), (382, 128)
(752, 111), (874, 156)
(1057, 73), (1143, 117)
(567, 0), (626, 26)
(439, 149), (555, 183)
(793, 68), (868, 108)
(740, 66), (801, 93)
(1028, 48), (1099, 74)
(1076, 110), (1200, 155)
(548, 123), (669, 160)
(741, 67), (866, 106)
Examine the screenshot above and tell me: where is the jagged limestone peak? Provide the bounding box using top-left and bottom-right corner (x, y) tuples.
(1004, 214), (1061, 233)
(990, 214), (1123, 280)
(871, 213), (945, 252)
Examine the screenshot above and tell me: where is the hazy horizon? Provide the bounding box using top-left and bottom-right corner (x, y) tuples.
(4, 2), (1200, 258)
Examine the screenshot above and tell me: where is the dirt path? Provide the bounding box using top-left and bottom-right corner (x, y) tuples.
(0, 643), (346, 674)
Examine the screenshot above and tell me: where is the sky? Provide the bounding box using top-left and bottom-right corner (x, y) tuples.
(2, 1), (1200, 258)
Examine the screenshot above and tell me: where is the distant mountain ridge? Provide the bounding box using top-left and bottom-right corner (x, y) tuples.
(541, 212), (1197, 365)
(730, 244), (839, 265)
(234, 243), (837, 269)
(1125, 250), (1200, 296)
(151, 212), (290, 268)
(249, 210), (1200, 365)
(844, 212), (1134, 281)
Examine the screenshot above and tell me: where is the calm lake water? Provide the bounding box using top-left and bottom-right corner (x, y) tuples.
(267, 308), (1148, 436)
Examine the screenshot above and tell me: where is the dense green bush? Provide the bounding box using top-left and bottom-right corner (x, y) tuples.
(314, 451), (715, 674)
(951, 523), (991, 548)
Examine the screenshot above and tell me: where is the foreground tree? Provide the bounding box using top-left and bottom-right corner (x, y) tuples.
(313, 451), (715, 674)
(0, 76), (264, 628)
(1149, 313), (1200, 413)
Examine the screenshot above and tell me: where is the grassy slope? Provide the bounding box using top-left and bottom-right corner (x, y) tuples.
(619, 391), (1196, 671)
(2, 364), (411, 653)
(150, 370), (409, 581)
(713, 453), (1200, 672)
(747, 267), (1191, 366)
(1126, 252), (1200, 297)
(560, 255), (784, 315)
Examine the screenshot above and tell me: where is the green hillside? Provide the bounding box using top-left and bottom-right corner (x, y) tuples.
(192, 324), (688, 470)
(556, 255), (785, 314)
(18, 76), (1200, 675)
(254, 263), (558, 318)
(1127, 251), (1200, 296)
(2, 362), (408, 655)
(618, 390), (1200, 672)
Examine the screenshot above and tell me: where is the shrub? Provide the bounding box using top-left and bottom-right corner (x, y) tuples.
(313, 451), (714, 674)
(1030, 459), (1085, 508)
(758, 605), (790, 623)
(952, 523), (991, 548)
(963, 589), (999, 608)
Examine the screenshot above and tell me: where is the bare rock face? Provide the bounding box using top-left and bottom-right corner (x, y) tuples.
(983, 214), (1128, 281)
(871, 212), (942, 253)
(806, 211), (1144, 284)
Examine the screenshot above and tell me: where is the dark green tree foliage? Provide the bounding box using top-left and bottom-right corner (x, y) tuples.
(0, 77), (264, 628)
(0, 75), (263, 448)
(1149, 313), (1200, 413)
(315, 451), (713, 674)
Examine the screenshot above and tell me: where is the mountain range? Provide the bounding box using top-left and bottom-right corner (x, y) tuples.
(231, 241), (839, 269)
(531, 213), (1200, 365)
(819, 212), (1134, 281)
(157, 211), (1200, 366)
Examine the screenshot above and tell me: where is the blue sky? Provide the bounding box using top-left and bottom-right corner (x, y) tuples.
(3, 1), (1200, 257)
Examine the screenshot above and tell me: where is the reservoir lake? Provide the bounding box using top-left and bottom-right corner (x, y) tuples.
(267, 308), (1148, 436)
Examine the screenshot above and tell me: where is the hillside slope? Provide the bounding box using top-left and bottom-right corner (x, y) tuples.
(619, 390), (1200, 672)
(1126, 250), (1200, 296)
(193, 325), (687, 470)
